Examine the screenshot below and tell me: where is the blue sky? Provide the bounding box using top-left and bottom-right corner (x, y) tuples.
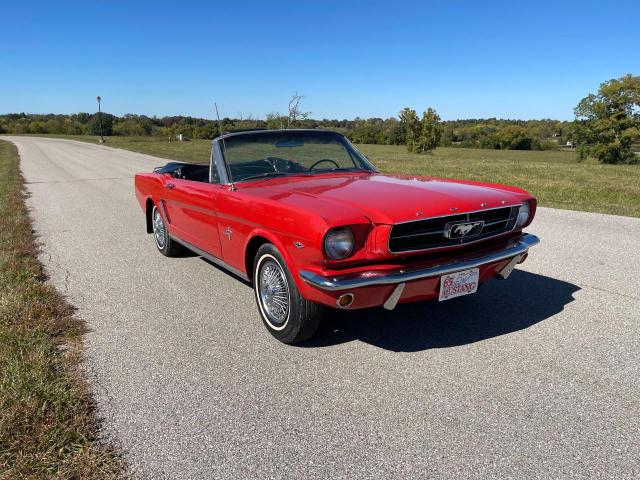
(1, 0), (638, 120)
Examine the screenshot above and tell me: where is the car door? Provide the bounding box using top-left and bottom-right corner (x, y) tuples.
(213, 186), (253, 273)
(161, 177), (223, 258)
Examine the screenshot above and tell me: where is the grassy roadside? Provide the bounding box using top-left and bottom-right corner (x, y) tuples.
(0, 141), (124, 478)
(19, 134), (640, 217)
(357, 144), (640, 218)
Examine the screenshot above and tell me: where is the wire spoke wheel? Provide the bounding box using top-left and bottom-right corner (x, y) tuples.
(253, 245), (322, 343)
(258, 258), (290, 327)
(152, 207), (166, 249)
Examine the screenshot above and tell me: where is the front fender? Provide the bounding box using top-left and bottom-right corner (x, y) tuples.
(244, 228), (321, 295)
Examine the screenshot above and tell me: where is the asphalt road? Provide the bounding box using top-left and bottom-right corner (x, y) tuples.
(6, 136), (640, 479)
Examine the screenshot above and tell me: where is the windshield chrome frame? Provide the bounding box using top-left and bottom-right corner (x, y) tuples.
(211, 129), (378, 185)
(210, 139), (230, 184)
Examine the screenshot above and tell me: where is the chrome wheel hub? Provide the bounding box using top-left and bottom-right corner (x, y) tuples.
(259, 259), (289, 325)
(153, 208), (166, 249)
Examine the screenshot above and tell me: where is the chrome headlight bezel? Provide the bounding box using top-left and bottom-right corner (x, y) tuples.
(323, 226), (355, 260)
(516, 201), (531, 227)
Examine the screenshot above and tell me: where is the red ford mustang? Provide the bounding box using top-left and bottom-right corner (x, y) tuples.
(135, 129), (539, 343)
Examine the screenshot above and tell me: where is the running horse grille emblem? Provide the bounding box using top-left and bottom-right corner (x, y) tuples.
(444, 220), (484, 239)
(453, 223), (475, 236)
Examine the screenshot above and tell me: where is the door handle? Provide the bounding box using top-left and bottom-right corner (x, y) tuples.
(166, 183), (175, 190)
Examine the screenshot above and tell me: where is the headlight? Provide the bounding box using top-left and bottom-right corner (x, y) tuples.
(516, 201), (531, 227)
(323, 227), (354, 260)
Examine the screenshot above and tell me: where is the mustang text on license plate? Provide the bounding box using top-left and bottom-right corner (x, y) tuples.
(439, 268), (480, 301)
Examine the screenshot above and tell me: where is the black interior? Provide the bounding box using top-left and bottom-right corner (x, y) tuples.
(176, 164), (209, 182)
(154, 162), (210, 182)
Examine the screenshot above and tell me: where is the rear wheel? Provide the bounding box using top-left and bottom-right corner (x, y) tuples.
(254, 244), (322, 344)
(151, 204), (182, 256)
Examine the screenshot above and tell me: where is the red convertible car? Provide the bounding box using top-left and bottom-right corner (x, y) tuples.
(135, 129), (539, 343)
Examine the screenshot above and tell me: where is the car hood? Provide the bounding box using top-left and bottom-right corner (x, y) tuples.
(245, 173), (532, 225)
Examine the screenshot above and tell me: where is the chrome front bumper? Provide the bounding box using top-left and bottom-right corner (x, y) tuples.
(299, 233), (540, 292)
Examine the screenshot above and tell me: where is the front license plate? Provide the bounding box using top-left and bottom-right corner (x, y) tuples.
(439, 268), (480, 301)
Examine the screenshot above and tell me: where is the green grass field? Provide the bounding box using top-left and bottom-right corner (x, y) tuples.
(0, 140), (124, 478)
(33, 135), (640, 217)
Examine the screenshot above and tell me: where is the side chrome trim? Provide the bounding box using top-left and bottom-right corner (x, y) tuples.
(299, 233), (540, 291)
(168, 234), (250, 281)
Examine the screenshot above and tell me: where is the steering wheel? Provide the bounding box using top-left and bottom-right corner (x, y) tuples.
(264, 157), (281, 172)
(309, 159), (340, 170)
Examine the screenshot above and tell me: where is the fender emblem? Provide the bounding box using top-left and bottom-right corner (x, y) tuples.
(224, 226), (232, 240)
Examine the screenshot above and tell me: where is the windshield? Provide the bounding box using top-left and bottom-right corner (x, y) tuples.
(220, 131), (374, 182)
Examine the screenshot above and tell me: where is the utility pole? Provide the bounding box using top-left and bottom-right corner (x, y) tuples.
(97, 96), (104, 143)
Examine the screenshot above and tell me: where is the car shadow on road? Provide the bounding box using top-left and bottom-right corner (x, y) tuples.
(199, 257), (254, 287)
(304, 271), (580, 352)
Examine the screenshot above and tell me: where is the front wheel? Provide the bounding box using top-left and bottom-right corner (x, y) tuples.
(254, 244), (322, 344)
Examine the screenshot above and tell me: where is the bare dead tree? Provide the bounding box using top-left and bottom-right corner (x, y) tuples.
(287, 93), (310, 128)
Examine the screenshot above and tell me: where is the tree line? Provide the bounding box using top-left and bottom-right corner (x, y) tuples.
(1, 74), (637, 163)
(0, 112), (571, 150)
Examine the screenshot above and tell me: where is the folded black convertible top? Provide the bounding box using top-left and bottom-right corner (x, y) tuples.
(153, 161), (194, 174)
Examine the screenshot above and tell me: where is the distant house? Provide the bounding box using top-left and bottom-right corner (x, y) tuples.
(566, 141), (575, 148)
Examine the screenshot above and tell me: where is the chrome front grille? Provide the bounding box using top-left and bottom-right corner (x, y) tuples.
(388, 206), (520, 253)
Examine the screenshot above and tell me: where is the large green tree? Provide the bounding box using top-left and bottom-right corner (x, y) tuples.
(351, 121), (385, 144)
(416, 107), (442, 153)
(399, 107), (420, 152)
(494, 125), (535, 150)
(574, 74), (640, 164)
